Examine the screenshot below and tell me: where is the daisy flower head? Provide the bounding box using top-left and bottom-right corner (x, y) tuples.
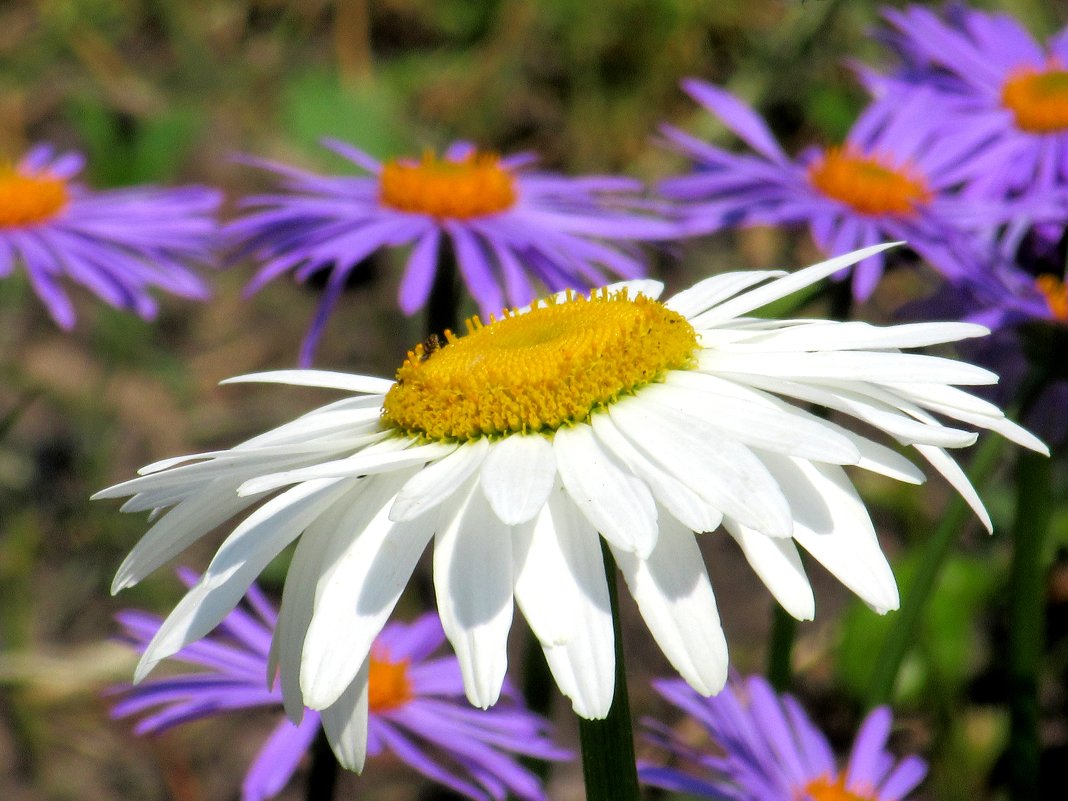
(96, 243), (1046, 754)
(871, 3), (1068, 203)
(227, 138), (676, 365)
(659, 79), (1024, 300)
(112, 571), (568, 801)
(641, 674), (927, 801)
(0, 144), (220, 328)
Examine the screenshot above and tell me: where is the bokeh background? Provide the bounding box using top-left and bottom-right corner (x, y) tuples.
(1, 1), (1066, 799)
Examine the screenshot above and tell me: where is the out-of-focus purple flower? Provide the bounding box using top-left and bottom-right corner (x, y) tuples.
(869, 4), (1068, 204)
(659, 79), (1026, 300)
(640, 675), (927, 801)
(0, 144), (219, 327)
(112, 571), (569, 801)
(227, 139), (675, 365)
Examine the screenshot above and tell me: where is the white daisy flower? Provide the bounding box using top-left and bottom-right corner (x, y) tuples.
(96, 243), (1045, 769)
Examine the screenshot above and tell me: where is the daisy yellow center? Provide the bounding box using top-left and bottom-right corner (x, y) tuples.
(382, 289), (699, 439)
(367, 651), (412, 712)
(379, 150), (517, 218)
(803, 774), (875, 801)
(808, 146), (932, 216)
(0, 165), (69, 227)
(1035, 274), (1068, 321)
(1001, 66), (1068, 133)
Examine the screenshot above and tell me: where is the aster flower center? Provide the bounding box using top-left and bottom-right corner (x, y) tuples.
(367, 650), (412, 712)
(1035, 274), (1068, 321)
(1001, 65), (1068, 133)
(803, 774), (875, 801)
(379, 150), (518, 218)
(808, 147), (932, 216)
(382, 288), (698, 439)
(0, 164), (69, 227)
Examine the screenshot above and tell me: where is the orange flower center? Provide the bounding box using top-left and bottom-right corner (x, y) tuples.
(803, 774), (875, 801)
(367, 649), (412, 712)
(1035, 274), (1068, 321)
(808, 146), (932, 217)
(1001, 65), (1068, 133)
(379, 150), (517, 219)
(0, 165), (69, 227)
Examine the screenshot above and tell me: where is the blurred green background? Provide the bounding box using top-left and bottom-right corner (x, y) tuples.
(1, 1), (1066, 799)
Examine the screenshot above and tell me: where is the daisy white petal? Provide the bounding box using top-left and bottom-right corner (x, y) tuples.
(321, 659), (370, 772)
(301, 473), (435, 709)
(765, 457), (899, 613)
(480, 433), (557, 525)
(512, 494), (586, 646)
(100, 245), (1043, 727)
(590, 411), (723, 533)
(611, 514), (728, 695)
(664, 269), (786, 318)
(434, 480), (514, 709)
(690, 242), (902, 327)
(724, 523), (815, 621)
(390, 438), (489, 522)
(609, 395), (794, 538)
(222, 369), (393, 395)
(539, 488), (615, 719)
(554, 423), (658, 557)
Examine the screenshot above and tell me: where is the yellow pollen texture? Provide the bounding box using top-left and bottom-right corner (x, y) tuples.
(379, 150), (517, 219)
(0, 165), (69, 228)
(1036, 274), (1068, 321)
(383, 289), (699, 439)
(803, 774), (875, 801)
(1002, 65), (1068, 133)
(367, 650), (412, 712)
(808, 146), (932, 216)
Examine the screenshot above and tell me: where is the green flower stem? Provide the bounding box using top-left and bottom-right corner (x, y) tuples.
(865, 434), (1004, 707)
(767, 604), (798, 691)
(305, 728), (339, 801)
(426, 237), (460, 338)
(520, 634), (555, 780)
(578, 541), (641, 801)
(763, 277), (851, 692)
(1007, 448), (1050, 801)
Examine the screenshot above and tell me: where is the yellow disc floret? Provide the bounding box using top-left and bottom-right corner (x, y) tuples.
(379, 150), (517, 219)
(367, 649), (412, 712)
(0, 164), (69, 228)
(804, 774), (875, 801)
(1036, 274), (1068, 322)
(383, 288), (699, 439)
(1002, 65), (1068, 134)
(808, 146), (932, 217)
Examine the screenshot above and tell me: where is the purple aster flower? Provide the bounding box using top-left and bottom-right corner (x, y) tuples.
(870, 3), (1068, 203)
(659, 79), (1025, 300)
(111, 571), (569, 801)
(227, 139), (675, 365)
(0, 144), (219, 327)
(641, 675), (927, 801)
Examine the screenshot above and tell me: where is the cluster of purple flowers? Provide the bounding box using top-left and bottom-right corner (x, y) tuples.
(659, 3), (1068, 439)
(111, 573), (927, 801)
(17, 5), (1061, 800)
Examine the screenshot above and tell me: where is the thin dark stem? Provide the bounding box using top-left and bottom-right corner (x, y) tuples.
(866, 364), (1050, 707)
(767, 605), (798, 691)
(520, 635), (555, 780)
(1007, 449), (1050, 801)
(305, 728), (339, 801)
(765, 277), (852, 691)
(426, 237), (460, 339)
(865, 434), (1004, 706)
(577, 542), (641, 801)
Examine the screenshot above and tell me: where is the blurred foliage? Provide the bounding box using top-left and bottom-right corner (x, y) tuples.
(1, 1), (1067, 800)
